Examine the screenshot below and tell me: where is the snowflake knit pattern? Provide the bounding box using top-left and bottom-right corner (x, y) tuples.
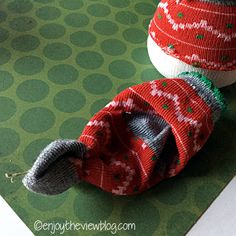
(149, 0), (236, 71)
(23, 72), (226, 195)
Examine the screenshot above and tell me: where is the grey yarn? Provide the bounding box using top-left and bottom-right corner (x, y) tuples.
(179, 75), (222, 123)
(22, 139), (86, 195)
(125, 112), (171, 156)
(125, 112), (178, 176)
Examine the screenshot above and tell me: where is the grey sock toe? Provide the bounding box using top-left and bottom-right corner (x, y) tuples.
(22, 139), (87, 195)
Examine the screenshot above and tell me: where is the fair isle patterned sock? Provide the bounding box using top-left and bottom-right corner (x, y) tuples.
(23, 72), (226, 195)
(149, 0), (236, 71)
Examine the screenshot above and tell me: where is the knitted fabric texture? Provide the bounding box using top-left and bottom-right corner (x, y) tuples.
(149, 0), (236, 71)
(23, 72), (226, 195)
(23, 140), (87, 195)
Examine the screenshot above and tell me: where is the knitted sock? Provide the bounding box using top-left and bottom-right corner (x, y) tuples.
(23, 72), (226, 195)
(147, 0), (236, 87)
(23, 140), (86, 195)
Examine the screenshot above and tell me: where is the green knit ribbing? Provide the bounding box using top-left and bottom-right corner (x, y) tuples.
(178, 71), (227, 112)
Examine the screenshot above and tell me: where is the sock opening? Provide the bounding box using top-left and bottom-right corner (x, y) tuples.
(126, 112), (179, 178)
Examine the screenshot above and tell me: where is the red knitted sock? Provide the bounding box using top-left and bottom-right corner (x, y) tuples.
(147, 0), (236, 87)
(23, 72), (226, 195)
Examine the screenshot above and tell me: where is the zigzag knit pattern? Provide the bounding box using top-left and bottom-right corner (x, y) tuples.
(77, 73), (225, 195)
(149, 0), (236, 71)
(23, 72), (226, 195)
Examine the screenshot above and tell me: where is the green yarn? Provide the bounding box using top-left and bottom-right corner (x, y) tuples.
(178, 71), (227, 112)
(213, 87), (227, 112)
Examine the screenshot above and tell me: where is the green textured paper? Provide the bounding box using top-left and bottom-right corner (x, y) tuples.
(0, 0), (236, 235)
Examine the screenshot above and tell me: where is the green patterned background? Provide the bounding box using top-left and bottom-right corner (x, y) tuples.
(0, 0), (236, 235)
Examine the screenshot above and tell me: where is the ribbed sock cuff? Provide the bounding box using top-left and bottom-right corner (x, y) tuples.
(178, 71), (227, 122)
